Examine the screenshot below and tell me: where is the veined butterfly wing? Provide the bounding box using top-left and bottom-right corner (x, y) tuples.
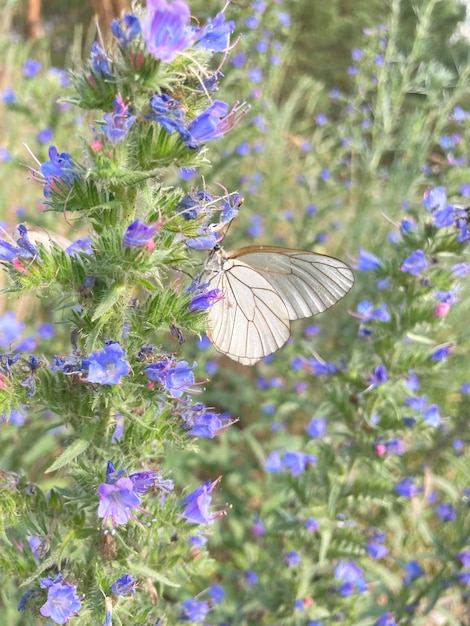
(201, 245), (354, 365)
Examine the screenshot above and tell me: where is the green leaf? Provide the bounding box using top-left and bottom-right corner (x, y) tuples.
(45, 439), (91, 473)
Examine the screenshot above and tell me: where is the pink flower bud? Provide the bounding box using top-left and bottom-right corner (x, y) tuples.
(434, 302), (450, 318)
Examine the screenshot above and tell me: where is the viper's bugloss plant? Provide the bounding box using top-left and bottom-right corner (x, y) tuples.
(1, 0), (470, 625)
(0, 1), (249, 624)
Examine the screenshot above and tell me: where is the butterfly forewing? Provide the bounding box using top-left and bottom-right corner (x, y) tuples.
(201, 245), (354, 365)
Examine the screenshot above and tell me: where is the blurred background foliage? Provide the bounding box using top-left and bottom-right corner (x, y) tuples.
(2, 0), (470, 624)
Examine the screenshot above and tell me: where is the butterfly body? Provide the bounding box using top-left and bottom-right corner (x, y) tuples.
(201, 245), (354, 365)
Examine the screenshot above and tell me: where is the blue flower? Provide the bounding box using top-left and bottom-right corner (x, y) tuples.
(375, 613), (396, 626)
(366, 542), (389, 559)
(285, 551), (301, 566)
(180, 478), (222, 524)
(141, 0), (194, 62)
(452, 106), (468, 122)
(433, 205), (454, 228)
(370, 364), (388, 386)
(396, 477), (421, 498)
(0, 312), (24, 348)
(209, 584), (224, 604)
(86, 342), (130, 385)
(100, 94), (136, 144)
(306, 417), (326, 438)
(111, 14), (141, 47)
(264, 450), (282, 473)
(423, 186), (447, 211)
(23, 59), (41, 78)
(39, 574), (81, 624)
(145, 358), (196, 398)
(40, 146), (80, 198)
(334, 560), (367, 595)
(123, 219), (159, 247)
(305, 518), (320, 532)
(403, 560), (424, 584)
(65, 238), (93, 256)
(195, 12), (234, 52)
(180, 598), (210, 622)
(245, 570), (258, 586)
(431, 345), (452, 362)
(185, 101), (247, 149)
(400, 249), (428, 275)
(111, 574), (136, 595)
(357, 247), (383, 271)
(282, 451), (317, 475)
(423, 404), (441, 427)
(90, 42), (112, 77)
(98, 477), (141, 529)
(2, 87), (16, 103)
(37, 127), (54, 144)
(436, 503), (456, 521)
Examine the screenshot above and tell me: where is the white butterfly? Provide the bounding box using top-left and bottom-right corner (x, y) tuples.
(201, 244), (354, 365)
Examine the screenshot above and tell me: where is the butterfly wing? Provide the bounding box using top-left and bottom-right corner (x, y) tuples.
(203, 253), (292, 365)
(229, 246), (354, 321)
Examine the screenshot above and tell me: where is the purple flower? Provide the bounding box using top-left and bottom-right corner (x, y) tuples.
(181, 402), (233, 438)
(370, 365), (388, 386)
(277, 11), (291, 27)
(452, 106), (468, 122)
(40, 146), (80, 198)
(111, 14), (141, 47)
(316, 113), (327, 126)
(285, 551), (301, 566)
(357, 248), (383, 271)
(129, 470), (173, 495)
(245, 570), (258, 586)
(145, 358), (196, 398)
(252, 515), (265, 536)
(65, 238), (93, 256)
(39, 574), (81, 624)
(306, 417), (326, 438)
(37, 127), (54, 144)
(100, 94), (136, 144)
(423, 186), (447, 211)
(431, 345), (452, 362)
(436, 503), (456, 521)
(180, 598), (210, 622)
(383, 439), (405, 455)
(180, 478), (222, 524)
(457, 551), (470, 567)
(433, 205), (455, 228)
(0, 312), (24, 347)
(264, 449), (282, 473)
(141, 0), (194, 62)
(185, 101), (247, 149)
(366, 542), (389, 559)
(23, 59), (42, 78)
(123, 219), (159, 247)
(400, 249), (428, 275)
(98, 477), (141, 529)
(90, 42), (112, 77)
(195, 12), (234, 52)
(187, 281), (221, 312)
(334, 560), (368, 595)
(112, 574), (136, 595)
(356, 300), (391, 322)
(403, 560), (424, 584)
(86, 342), (130, 385)
(305, 518), (320, 532)
(396, 477), (421, 498)
(209, 584), (224, 604)
(2, 87), (16, 103)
